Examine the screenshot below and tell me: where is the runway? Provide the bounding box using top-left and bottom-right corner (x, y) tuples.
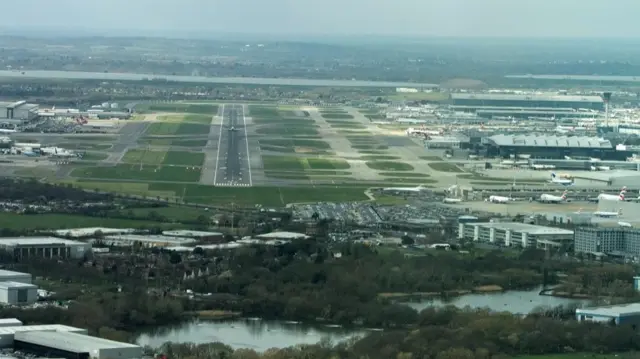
(213, 104), (252, 187)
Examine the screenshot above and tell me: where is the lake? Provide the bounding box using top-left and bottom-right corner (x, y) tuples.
(136, 287), (589, 351)
(0, 70), (438, 88)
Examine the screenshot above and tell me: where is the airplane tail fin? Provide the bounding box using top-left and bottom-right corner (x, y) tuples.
(561, 190), (568, 199)
(620, 192), (626, 201)
(551, 172), (557, 178)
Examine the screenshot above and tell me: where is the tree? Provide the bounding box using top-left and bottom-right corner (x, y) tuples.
(401, 236), (414, 245)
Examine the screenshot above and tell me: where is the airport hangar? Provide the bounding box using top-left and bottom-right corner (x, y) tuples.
(0, 100), (39, 127)
(450, 93), (605, 111)
(483, 134), (630, 160)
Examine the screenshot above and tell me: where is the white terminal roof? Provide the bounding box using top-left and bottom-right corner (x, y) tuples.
(162, 230), (223, 238)
(467, 222), (574, 235)
(451, 93), (604, 103)
(0, 281), (36, 289)
(53, 227), (136, 237)
(576, 303), (640, 317)
(0, 270), (30, 277)
(14, 331), (140, 351)
(0, 237), (86, 246)
(256, 231), (309, 240)
(488, 134), (612, 149)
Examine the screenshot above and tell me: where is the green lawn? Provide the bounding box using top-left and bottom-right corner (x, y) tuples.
(121, 149), (166, 165)
(71, 164), (201, 182)
(260, 139), (332, 151)
(306, 158), (350, 170)
(162, 151), (205, 166)
(259, 145), (296, 153)
(146, 122), (209, 136)
(262, 156), (306, 171)
(249, 106), (280, 118)
(79, 152), (109, 161)
(428, 162), (464, 173)
(157, 113), (212, 125)
(255, 126), (320, 136)
(366, 161), (414, 171)
(139, 138), (208, 147)
(0, 213), (166, 230)
(139, 103), (219, 114)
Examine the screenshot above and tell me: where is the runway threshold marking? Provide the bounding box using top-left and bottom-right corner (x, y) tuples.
(240, 104), (253, 186)
(213, 104), (225, 185)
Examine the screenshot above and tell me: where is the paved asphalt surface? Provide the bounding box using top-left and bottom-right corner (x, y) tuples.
(214, 104), (252, 186)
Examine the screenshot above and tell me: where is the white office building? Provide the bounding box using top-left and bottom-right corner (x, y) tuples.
(0, 237), (91, 259)
(458, 222), (574, 249)
(0, 282), (38, 305)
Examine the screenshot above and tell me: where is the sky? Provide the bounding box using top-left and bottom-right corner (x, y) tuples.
(3, 0), (640, 38)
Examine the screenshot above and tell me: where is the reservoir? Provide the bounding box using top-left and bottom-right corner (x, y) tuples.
(0, 70), (438, 88)
(137, 287), (588, 351)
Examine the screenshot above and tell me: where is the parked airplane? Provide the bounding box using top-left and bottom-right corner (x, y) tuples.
(22, 151), (38, 157)
(443, 198), (462, 204)
(539, 190), (568, 204)
(550, 173), (573, 186)
(487, 195), (512, 203)
(382, 185), (426, 193)
(597, 187), (626, 202)
(593, 208), (622, 218)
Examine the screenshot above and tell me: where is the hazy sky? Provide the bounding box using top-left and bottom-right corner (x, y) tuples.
(4, 0), (640, 38)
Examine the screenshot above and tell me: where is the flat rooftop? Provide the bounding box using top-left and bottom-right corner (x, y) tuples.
(0, 269), (30, 277)
(487, 134), (612, 149)
(466, 222), (574, 235)
(0, 324), (85, 335)
(256, 231), (309, 239)
(103, 234), (196, 243)
(0, 237), (86, 246)
(451, 93), (604, 103)
(577, 303), (640, 317)
(162, 230), (223, 237)
(15, 330), (140, 352)
(54, 227), (135, 237)
(0, 281), (36, 289)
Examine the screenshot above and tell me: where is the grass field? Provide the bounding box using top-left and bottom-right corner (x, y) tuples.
(262, 156), (306, 171)
(259, 145), (296, 153)
(353, 144), (389, 151)
(0, 212), (169, 230)
(249, 106), (280, 118)
(138, 103), (219, 115)
(64, 136), (117, 142)
(256, 127), (320, 136)
(79, 153), (109, 161)
(420, 156), (444, 161)
(139, 138), (208, 147)
(157, 114), (213, 125)
(306, 158), (350, 170)
(379, 172), (429, 177)
(71, 181), (371, 206)
(360, 155), (401, 160)
(428, 162), (464, 172)
(366, 161), (414, 171)
(322, 113), (355, 120)
(71, 164), (202, 182)
(146, 122), (209, 136)
(59, 143), (113, 151)
(260, 139), (332, 151)
(162, 151), (205, 166)
(121, 149), (166, 165)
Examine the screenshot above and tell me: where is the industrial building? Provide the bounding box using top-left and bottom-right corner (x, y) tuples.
(162, 230), (223, 241)
(14, 331), (142, 359)
(0, 237), (91, 259)
(53, 227), (136, 238)
(0, 282), (38, 305)
(574, 227), (640, 258)
(0, 270), (31, 284)
(424, 134), (470, 149)
(450, 93), (605, 111)
(458, 222), (574, 249)
(0, 101), (39, 122)
(255, 231), (309, 240)
(102, 234), (196, 247)
(484, 134), (616, 159)
(576, 303), (640, 327)
(0, 324), (86, 347)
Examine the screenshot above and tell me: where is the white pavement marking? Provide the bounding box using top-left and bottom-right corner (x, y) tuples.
(241, 104), (253, 186)
(213, 104), (225, 185)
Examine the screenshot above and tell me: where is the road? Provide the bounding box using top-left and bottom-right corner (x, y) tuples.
(213, 104), (252, 187)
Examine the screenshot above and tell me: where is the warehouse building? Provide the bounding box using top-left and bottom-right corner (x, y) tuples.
(102, 234), (196, 247)
(574, 227), (640, 258)
(0, 270), (31, 284)
(53, 227), (136, 238)
(484, 134), (617, 160)
(162, 230), (223, 241)
(576, 303), (640, 328)
(0, 237), (91, 259)
(255, 231), (309, 240)
(14, 331), (142, 359)
(451, 93), (605, 111)
(0, 101), (39, 122)
(0, 324), (86, 347)
(458, 222), (574, 249)
(0, 282), (38, 305)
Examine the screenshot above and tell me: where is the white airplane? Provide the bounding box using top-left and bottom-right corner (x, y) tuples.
(550, 173), (573, 186)
(488, 195), (512, 203)
(540, 190), (568, 204)
(382, 185), (426, 193)
(443, 198), (462, 204)
(0, 129), (16, 133)
(597, 187), (626, 202)
(593, 208), (623, 218)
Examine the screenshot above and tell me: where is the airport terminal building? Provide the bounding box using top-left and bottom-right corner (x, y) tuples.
(450, 93), (605, 111)
(483, 134), (618, 159)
